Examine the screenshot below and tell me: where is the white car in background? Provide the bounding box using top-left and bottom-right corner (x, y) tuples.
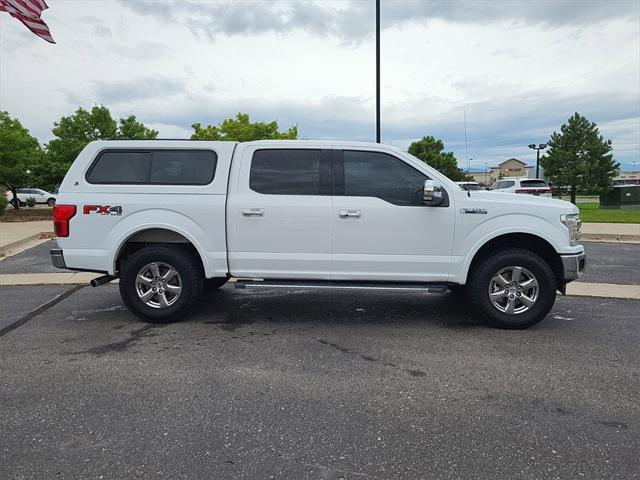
(489, 177), (552, 197)
(4, 188), (57, 206)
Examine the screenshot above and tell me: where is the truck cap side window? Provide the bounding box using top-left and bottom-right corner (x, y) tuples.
(150, 150), (216, 184)
(86, 149), (217, 185)
(340, 150), (427, 206)
(250, 149), (327, 195)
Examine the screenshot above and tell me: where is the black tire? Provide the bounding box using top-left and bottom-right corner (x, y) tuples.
(468, 248), (556, 329)
(46, 198), (56, 206)
(204, 277), (228, 292)
(119, 245), (203, 323)
(9, 198), (18, 208)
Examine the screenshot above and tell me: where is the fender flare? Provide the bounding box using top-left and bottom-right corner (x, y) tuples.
(109, 223), (209, 276)
(458, 226), (561, 284)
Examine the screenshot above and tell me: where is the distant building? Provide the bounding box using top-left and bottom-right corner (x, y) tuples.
(613, 171), (640, 185)
(467, 158), (532, 186)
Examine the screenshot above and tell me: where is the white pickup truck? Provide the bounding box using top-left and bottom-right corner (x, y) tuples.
(50, 140), (585, 329)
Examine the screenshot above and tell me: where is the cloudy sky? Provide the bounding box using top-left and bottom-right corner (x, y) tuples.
(1, 0), (639, 170)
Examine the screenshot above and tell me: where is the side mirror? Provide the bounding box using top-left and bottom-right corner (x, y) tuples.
(422, 179), (447, 207)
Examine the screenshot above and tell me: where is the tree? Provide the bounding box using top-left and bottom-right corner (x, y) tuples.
(42, 106), (158, 191)
(117, 115), (159, 140)
(408, 136), (468, 181)
(0, 111), (44, 209)
(191, 113), (297, 141)
(541, 113), (618, 204)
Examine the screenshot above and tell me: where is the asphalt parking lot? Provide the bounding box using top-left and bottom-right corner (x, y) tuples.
(1, 243), (639, 479)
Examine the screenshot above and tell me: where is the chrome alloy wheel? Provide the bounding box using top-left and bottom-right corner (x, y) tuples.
(488, 266), (539, 315)
(135, 262), (182, 309)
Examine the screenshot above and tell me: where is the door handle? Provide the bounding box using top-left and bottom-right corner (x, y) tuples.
(339, 210), (361, 218)
(242, 208), (264, 217)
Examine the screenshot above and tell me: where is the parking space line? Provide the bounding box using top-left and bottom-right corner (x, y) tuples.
(0, 285), (85, 338)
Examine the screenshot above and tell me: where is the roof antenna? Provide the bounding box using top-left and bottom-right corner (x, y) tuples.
(464, 110), (471, 197)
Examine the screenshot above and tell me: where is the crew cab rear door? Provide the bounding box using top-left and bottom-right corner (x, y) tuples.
(227, 144), (332, 279)
(330, 148), (455, 282)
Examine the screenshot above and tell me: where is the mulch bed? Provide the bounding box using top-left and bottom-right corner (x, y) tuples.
(1, 207), (53, 222)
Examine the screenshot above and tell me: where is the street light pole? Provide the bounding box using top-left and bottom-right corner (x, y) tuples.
(375, 0), (381, 143)
(528, 143), (547, 178)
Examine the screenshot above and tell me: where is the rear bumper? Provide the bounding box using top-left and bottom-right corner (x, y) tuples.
(50, 248), (67, 269)
(561, 251), (586, 282)
(50, 248), (108, 274)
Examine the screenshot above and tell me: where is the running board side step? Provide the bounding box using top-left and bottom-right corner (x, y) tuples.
(235, 279), (448, 293)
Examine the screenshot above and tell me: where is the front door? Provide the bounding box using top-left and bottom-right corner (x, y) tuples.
(331, 149), (455, 282)
(228, 146), (332, 279)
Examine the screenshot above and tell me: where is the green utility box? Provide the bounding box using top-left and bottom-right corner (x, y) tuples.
(600, 185), (640, 209)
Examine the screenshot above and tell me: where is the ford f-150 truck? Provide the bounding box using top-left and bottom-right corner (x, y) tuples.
(50, 140), (585, 329)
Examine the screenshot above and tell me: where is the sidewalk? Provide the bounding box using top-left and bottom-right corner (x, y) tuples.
(581, 222), (640, 243)
(0, 221), (53, 254)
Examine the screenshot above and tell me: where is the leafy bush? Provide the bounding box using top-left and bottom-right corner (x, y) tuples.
(26, 197), (37, 207)
(0, 194), (7, 216)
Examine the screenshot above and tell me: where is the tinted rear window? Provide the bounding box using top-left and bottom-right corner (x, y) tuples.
(250, 149), (322, 195)
(87, 151), (150, 184)
(520, 180), (548, 188)
(150, 150), (216, 184)
(87, 150), (217, 185)
(493, 181), (515, 189)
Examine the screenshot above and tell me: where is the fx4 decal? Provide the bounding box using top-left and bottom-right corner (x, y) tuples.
(83, 205), (123, 216)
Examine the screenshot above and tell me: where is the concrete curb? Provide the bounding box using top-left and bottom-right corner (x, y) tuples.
(581, 233), (640, 243)
(566, 282), (640, 300)
(0, 272), (100, 286)
(0, 233), (43, 255)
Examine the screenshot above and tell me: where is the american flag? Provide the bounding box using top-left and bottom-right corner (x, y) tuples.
(0, 0), (55, 43)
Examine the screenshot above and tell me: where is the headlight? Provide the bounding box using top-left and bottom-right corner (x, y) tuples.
(560, 213), (581, 246)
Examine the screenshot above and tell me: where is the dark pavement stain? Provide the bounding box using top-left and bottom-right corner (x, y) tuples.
(317, 338), (426, 377)
(220, 323), (244, 332)
(555, 407), (573, 415)
(72, 325), (158, 356)
(318, 338), (351, 354)
(597, 420), (629, 430)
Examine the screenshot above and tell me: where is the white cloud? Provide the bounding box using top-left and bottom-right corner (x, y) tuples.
(0, 0), (638, 167)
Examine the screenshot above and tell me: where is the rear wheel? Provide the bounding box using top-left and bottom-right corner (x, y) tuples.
(468, 248), (556, 329)
(47, 198), (56, 206)
(119, 245), (203, 323)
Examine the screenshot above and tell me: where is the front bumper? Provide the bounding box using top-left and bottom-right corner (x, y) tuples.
(561, 251), (586, 281)
(50, 248), (67, 269)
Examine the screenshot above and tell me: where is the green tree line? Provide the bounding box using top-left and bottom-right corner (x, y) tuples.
(0, 106), (617, 208)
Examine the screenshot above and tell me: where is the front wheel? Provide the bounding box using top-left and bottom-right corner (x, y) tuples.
(468, 248), (556, 329)
(119, 245), (203, 323)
